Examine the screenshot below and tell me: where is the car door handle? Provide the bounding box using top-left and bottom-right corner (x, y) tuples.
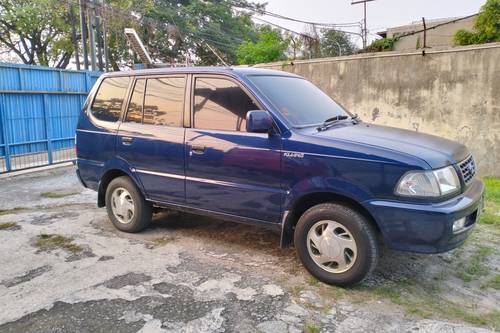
(121, 136), (133, 145)
(190, 144), (206, 155)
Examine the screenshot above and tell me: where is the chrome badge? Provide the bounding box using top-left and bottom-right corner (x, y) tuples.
(284, 152), (305, 158)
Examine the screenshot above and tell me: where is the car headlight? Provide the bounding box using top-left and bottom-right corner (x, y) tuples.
(395, 165), (460, 197)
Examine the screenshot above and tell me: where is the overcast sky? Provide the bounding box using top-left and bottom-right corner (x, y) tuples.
(252, 0), (485, 45)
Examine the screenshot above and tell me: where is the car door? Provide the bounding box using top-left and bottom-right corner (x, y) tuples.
(185, 75), (283, 223)
(116, 75), (187, 203)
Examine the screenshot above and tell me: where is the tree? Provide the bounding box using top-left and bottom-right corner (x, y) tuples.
(102, 0), (262, 67)
(320, 29), (357, 57)
(365, 37), (395, 52)
(283, 32), (302, 60)
(301, 24), (321, 59)
(0, 0), (74, 68)
(236, 25), (288, 65)
(454, 0), (500, 45)
(0, 0), (265, 68)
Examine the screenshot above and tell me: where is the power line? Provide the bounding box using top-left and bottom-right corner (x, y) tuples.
(351, 0), (376, 49)
(229, 1), (362, 28)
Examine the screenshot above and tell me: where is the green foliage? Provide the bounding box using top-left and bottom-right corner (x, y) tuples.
(0, 0), (263, 68)
(365, 37), (395, 52)
(0, 222), (17, 230)
(236, 26), (289, 64)
(479, 177), (500, 226)
(320, 29), (357, 57)
(0, 0), (74, 67)
(454, 0), (500, 45)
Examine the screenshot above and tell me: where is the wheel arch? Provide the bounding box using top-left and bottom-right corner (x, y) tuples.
(97, 167), (145, 207)
(280, 191), (381, 248)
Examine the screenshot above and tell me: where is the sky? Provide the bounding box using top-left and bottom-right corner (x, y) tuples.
(252, 0), (486, 46)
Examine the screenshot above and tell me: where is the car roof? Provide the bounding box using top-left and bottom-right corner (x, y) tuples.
(100, 66), (301, 79)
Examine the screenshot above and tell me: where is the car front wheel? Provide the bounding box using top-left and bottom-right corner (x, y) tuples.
(294, 203), (379, 286)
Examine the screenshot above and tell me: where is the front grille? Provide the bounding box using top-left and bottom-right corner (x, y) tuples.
(459, 155), (476, 185)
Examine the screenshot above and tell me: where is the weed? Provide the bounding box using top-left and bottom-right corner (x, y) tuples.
(150, 235), (176, 247)
(308, 276), (319, 286)
(456, 245), (493, 282)
(35, 233), (83, 253)
(0, 222), (17, 230)
(481, 275), (500, 290)
(304, 322), (321, 333)
(479, 177), (500, 226)
(290, 285), (304, 298)
(370, 276), (500, 329)
(40, 192), (78, 199)
(0, 207), (24, 216)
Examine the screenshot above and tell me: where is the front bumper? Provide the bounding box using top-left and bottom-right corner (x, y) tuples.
(363, 178), (484, 253)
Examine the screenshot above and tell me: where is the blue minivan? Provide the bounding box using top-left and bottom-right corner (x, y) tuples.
(76, 67), (484, 286)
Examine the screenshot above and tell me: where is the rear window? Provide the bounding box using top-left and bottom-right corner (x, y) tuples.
(125, 79), (145, 124)
(91, 77), (130, 122)
(143, 77), (185, 127)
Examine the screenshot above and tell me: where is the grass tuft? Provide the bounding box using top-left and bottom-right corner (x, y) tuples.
(0, 207), (25, 216)
(40, 191), (78, 199)
(456, 245), (493, 282)
(304, 322), (321, 333)
(35, 233), (83, 253)
(480, 177), (500, 226)
(370, 279), (500, 329)
(481, 274), (500, 290)
(150, 235), (176, 247)
(0, 222), (17, 230)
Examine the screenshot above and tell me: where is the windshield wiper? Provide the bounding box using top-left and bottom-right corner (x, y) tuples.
(351, 114), (361, 124)
(317, 115), (349, 131)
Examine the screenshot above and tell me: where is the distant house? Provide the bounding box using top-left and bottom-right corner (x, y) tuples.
(377, 14), (478, 51)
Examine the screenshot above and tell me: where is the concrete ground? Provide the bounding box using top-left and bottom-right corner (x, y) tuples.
(0, 166), (498, 333)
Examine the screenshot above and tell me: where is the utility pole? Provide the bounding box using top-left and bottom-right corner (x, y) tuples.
(68, 0), (80, 70)
(102, 0), (109, 72)
(87, 0), (97, 71)
(95, 15), (104, 71)
(351, 0), (375, 49)
(79, 0), (89, 70)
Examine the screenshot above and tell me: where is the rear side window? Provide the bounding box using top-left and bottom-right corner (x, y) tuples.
(126, 79), (145, 124)
(143, 77), (185, 127)
(91, 77), (130, 122)
(193, 77), (259, 132)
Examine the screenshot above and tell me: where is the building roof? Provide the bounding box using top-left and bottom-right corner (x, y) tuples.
(376, 14), (478, 38)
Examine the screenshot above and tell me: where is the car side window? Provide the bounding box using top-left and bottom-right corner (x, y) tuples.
(125, 79), (145, 124)
(91, 76), (130, 122)
(193, 77), (259, 132)
(143, 77), (185, 127)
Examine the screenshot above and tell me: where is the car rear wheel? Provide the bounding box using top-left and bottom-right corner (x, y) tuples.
(105, 176), (152, 233)
(294, 203), (378, 286)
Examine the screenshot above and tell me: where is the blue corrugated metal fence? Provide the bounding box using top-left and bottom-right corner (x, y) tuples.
(0, 63), (101, 173)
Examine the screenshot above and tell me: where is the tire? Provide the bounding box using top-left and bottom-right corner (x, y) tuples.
(294, 203), (378, 287)
(105, 176), (152, 233)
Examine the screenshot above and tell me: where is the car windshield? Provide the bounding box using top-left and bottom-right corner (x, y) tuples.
(248, 75), (350, 127)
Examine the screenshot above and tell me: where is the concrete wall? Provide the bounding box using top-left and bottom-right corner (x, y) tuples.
(255, 43), (500, 176)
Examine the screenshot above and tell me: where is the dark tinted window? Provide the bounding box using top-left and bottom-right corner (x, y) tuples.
(248, 75), (348, 127)
(125, 79), (145, 123)
(143, 77), (185, 127)
(193, 77), (258, 131)
(91, 77), (130, 122)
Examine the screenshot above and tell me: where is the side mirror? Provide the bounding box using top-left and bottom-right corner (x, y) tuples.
(246, 110), (273, 133)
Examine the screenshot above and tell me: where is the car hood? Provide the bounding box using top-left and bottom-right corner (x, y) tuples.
(307, 123), (469, 169)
